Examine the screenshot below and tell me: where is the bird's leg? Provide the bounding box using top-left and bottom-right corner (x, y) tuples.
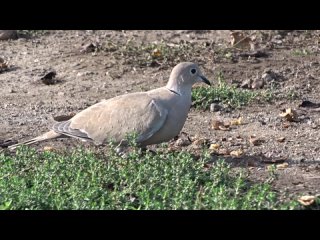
(115, 139), (129, 157)
(139, 146), (157, 155)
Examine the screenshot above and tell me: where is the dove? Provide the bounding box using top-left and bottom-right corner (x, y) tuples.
(9, 62), (210, 150)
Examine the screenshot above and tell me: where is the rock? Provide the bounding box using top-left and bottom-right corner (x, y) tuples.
(210, 103), (223, 112)
(77, 71), (94, 77)
(299, 100), (320, 108)
(261, 73), (273, 82)
(0, 57), (9, 73)
(175, 132), (192, 147)
(0, 139), (18, 148)
(39, 69), (58, 85)
(240, 79), (252, 89)
(0, 30), (18, 40)
(262, 69), (281, 82)
(80, 42), (97, 53)
(251, 78), (264, 89)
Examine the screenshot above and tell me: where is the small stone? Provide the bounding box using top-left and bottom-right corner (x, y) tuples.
(0, 30), (18, 40)
(210, 103), (223, 112)
(240, 79), (252, 89)
(81, 42), (98, 53)
(40, 70), (57, 85)
(77, 71), (94, 77)
(251, 78), (264, 89)
(262, 73), (273, 82)
(175, 132), (192, 147)
(276, 137), (286, 143)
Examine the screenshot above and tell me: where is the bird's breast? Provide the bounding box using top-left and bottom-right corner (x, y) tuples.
(141, 95), (191, 146)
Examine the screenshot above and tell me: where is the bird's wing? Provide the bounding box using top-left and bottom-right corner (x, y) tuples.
(52, 93), (168, 144)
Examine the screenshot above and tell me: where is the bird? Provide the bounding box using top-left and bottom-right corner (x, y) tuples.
(9, 62), (211, 150)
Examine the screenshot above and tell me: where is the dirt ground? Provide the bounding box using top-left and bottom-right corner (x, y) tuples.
(1, 30), (320, 203)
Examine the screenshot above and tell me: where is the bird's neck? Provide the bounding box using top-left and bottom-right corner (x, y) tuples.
(166, 76), (192, 96)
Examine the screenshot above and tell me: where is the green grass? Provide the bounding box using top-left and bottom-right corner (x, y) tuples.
(192, 72), (259, 109)
(191, 72), (282, 110)
(103, 39), (209, 68)
(0, 142), (299, 210)
(17, 30), (49, 37)
(291, 49), (312, 56)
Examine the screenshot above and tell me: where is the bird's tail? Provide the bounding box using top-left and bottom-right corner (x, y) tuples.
(8, 130), (62, 150)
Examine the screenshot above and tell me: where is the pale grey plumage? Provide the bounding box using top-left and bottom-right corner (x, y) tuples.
(9, 62), (210, 150)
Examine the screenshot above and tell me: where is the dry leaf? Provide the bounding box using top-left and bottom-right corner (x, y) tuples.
(151, 48), (162, 58)
(211, 119), (230, 131)
(217, 148), (230, 155)
(223, 122), (230, 128)
(43, 146), (55, 152)
(276, 162), (289, 170)
(277, 137), (286, 143)
(190, 138), (208, 150)
(209, 143), (220, 150)
(297, 195), (316, 206)
(230, 117), (243, 126)
(218, 125), (229, 131)
(267, 165), (275, 171)
(282, 122), (291, 128)
(0, 58), (9, 72)
(192, 138), (207, 146)
(279, 108), (299, 122)
(230, 32), (253, 50)
(230, 149), (244, 158)
(211, 119), (224, 130)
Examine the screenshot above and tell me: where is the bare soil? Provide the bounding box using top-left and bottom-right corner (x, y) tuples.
(1, 30), (320, 202)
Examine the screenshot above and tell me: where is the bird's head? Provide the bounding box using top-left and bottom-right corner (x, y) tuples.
(166, 62), (211, 95)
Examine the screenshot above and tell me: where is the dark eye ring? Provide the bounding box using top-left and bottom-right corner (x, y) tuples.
(190, 68), (197, 74)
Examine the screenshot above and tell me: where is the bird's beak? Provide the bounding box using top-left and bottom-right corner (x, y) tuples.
(199, 75), (211, 86)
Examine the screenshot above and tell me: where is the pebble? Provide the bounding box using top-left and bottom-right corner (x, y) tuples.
(262, 73), (273, 82)
(210, 103), (223, 112)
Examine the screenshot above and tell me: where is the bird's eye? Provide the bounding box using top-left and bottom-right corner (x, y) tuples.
(190, 68), (197, 74)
